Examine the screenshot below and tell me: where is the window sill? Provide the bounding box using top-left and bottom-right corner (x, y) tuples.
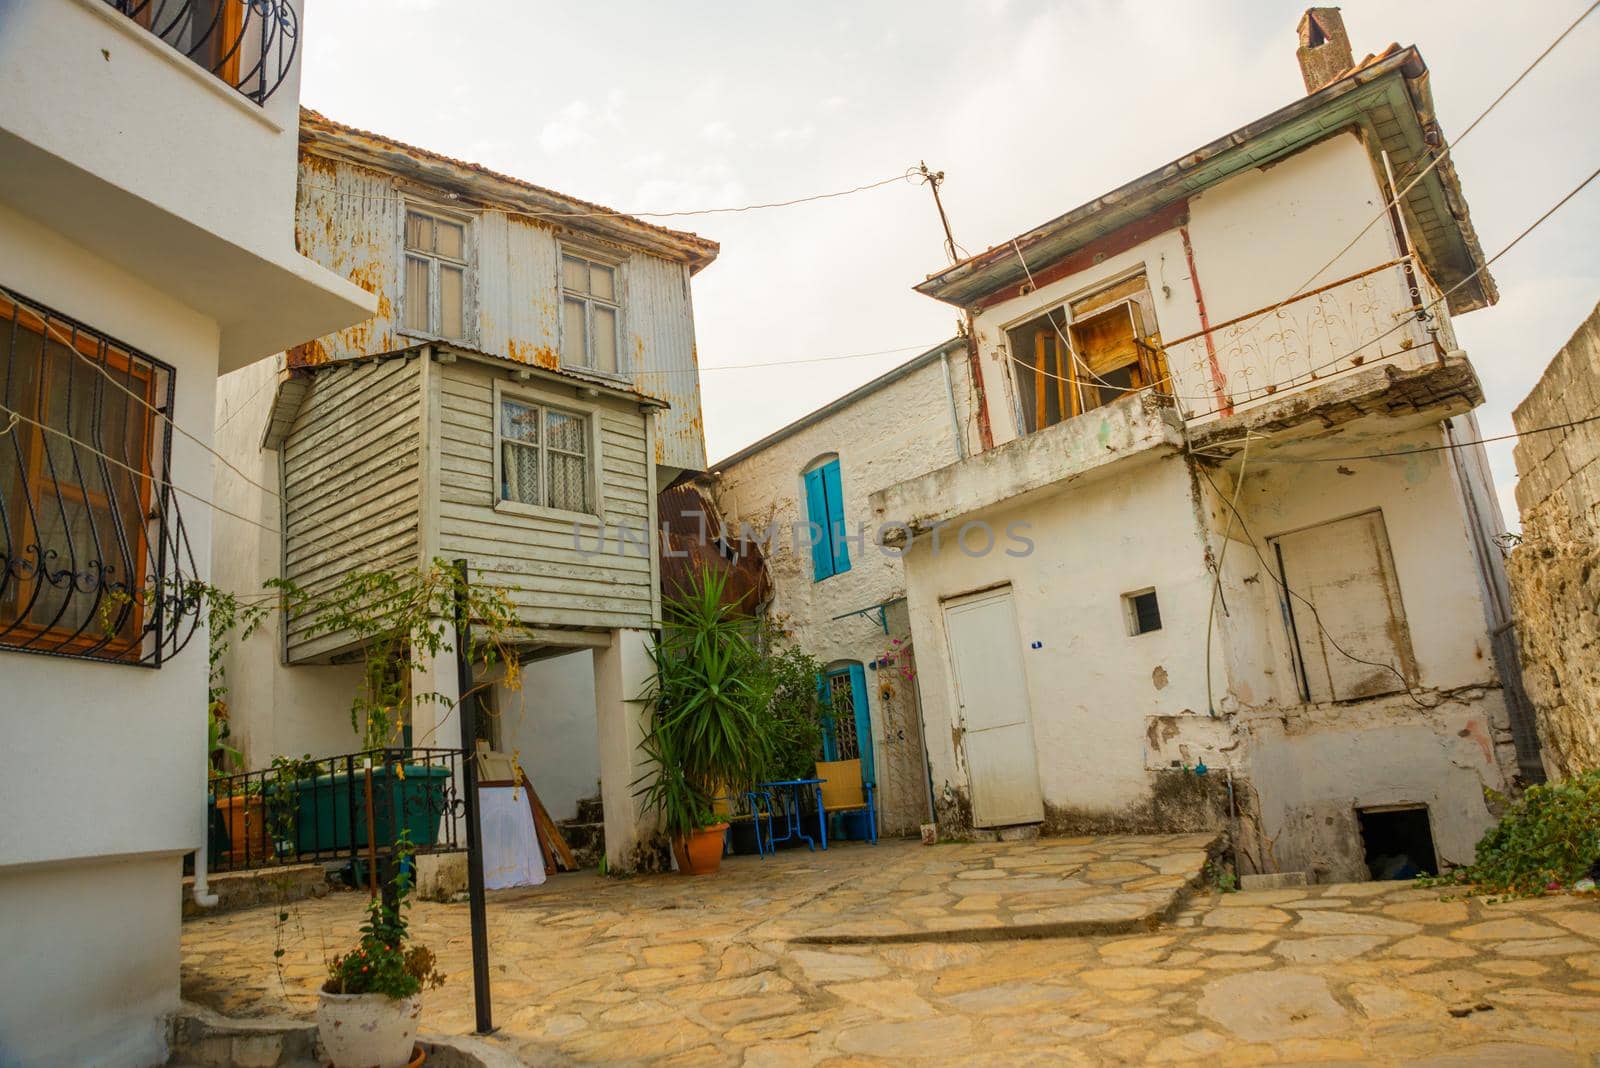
(494, 497), (605, 529)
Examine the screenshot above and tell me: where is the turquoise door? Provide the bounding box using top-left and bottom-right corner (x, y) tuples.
(819, 664), (874, 786)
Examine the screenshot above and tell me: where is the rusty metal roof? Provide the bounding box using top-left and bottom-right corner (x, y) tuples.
(300, 109), (720, 273)
(916, 45), (1495, 315)
(288, 339), (672, 408)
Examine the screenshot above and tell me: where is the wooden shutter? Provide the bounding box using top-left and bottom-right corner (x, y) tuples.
(822, 459), (851, 576)
(804, 466), (833, 580)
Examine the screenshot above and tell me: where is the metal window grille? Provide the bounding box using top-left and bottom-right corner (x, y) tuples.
(104, 1), (300, 106)
(827, 672), (860, 760)
(0, 290), (201, 666)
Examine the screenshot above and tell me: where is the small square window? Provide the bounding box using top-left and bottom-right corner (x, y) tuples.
(1124, 589), (1161, 635)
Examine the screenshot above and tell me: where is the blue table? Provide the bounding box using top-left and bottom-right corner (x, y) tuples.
(755, 777), (827, 852)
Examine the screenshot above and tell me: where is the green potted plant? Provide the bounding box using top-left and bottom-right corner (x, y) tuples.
(318, 836), (443, 1068)
(636, 568), (774, 875)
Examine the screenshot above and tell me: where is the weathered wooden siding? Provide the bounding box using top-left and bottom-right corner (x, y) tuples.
(434, 360), (654, 631)
(281, 355), (424, 662)
(294, 153), (706, 471)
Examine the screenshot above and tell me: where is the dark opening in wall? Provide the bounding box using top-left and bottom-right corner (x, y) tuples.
(1358, 806), (1438, 880)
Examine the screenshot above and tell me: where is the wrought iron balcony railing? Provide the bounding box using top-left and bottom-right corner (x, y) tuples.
(206, 748), (469, 874)
(0, 288), (201, 666)
(105, 0), (299, 106)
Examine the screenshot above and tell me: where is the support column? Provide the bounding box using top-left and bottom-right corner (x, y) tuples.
(593, 628), (657, 871)
(408, 627), (460, 751)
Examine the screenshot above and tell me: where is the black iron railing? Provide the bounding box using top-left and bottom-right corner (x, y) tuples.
(104, 0), (299, 106)
(0, 289), (201, 666)
(207, 748), (469, 874)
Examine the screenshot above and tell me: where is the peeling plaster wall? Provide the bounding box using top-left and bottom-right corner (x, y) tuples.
(1508, 301), (1600, 780)
(899, 414), (1513, 879)
(712, 351), (974, 834)
(293, 153), (706, 471)
(968, 131), (1429, 445)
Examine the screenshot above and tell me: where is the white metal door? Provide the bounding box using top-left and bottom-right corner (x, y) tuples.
(942, 588), (1044, 828)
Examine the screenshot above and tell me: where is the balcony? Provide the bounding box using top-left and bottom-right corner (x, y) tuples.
(1161, 255), (1451, 424)
(104, 0), (299, 106)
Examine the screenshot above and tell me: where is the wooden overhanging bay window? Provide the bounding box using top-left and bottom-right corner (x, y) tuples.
(1007, 274), (1169, 434)
(0, 291), (194, 664)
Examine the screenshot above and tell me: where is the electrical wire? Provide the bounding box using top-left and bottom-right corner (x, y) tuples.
(1199, 0), (1599, 364)
(1194, 411), (1600, 465)
(1203, 434), (1249, 718)
(300, 167), (921, 221)
(1193, 460), (1427, 708)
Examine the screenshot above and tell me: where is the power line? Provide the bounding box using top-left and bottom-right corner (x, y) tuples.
(1194, 411), (1600, 465)
(301, 167), (921, 221)
(1212, 0), (1599, 361)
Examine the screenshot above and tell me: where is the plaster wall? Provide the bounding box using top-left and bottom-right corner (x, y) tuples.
(211, 357), (368, 766)
(496, 650), (601, 823)
(712, 349), (973, 833)
(0, 201), (217, 1065)
(902, 451), (1219, 824)
(969, 131), (1432, 445)
(0, 856), (180, 1068)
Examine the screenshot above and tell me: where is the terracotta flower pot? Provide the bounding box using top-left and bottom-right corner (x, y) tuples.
(673, 823), (729, 875)
(317, 990), (422, 1068)
(215, 793), (269, 866)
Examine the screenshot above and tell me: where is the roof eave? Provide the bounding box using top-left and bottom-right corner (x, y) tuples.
(916, 46), (1493, 314)
(299, 113), (720, 274)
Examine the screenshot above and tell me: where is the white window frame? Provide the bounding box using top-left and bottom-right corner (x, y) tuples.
(558, 246), (626, 378)
(490, 378), (605, 524)
(399, 204), (474, 344)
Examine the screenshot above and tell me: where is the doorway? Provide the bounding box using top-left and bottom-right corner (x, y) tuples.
(1357, 805), (1438, 880)
(942, 587), (1044, 828)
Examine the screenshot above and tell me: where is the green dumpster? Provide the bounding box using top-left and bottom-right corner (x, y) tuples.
(280, 764), (451, 854)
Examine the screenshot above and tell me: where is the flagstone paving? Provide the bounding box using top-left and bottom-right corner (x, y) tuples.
(181, 835), (1600, 1065)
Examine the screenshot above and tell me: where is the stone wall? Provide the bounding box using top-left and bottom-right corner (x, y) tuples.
(1507, 300), (1600, 780)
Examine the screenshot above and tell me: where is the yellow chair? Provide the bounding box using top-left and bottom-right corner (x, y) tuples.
(815, 759), (877, 845)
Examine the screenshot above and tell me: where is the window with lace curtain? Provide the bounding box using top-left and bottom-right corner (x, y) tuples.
(496, 393), (594, 516)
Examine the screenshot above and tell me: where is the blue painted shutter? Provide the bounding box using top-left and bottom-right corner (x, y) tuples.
(848, 662), (873, 785)
(822, 460), (851, 576)
(816, 672), (837, 761)
(804, 467), (832, 581)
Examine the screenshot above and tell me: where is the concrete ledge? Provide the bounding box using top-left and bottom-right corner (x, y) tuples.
(181, 865), (328, 919)
(167, 1002), (523, 1068)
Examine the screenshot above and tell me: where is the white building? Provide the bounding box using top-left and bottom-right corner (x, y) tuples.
(705, 339), (973, 835)
(872, 11), (1541, 882)
(212, 112), (719, 871)
(0, 3), (372, 1065)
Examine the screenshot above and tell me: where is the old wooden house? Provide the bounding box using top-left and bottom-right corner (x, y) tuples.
(212, 111), (718, 869)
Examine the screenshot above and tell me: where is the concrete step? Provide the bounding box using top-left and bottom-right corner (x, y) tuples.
(574, 795), (604, 824)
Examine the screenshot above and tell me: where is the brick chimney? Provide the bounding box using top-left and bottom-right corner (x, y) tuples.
(1297, 8), (1355, 94)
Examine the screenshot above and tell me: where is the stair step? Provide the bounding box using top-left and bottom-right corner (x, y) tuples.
(574, 795), (604, 824)
(556, 821), (604, 852)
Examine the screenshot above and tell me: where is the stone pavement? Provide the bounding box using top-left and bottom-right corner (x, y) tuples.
(180, 836), (1600, 1065)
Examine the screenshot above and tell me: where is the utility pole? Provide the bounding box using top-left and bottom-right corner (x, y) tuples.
(916, 161), (994, 451)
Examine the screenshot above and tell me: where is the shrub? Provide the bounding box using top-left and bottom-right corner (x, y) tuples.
(1422, 770), (1600, 898)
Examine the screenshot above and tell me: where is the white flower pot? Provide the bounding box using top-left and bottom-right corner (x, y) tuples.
(317, 989), (421, 1068)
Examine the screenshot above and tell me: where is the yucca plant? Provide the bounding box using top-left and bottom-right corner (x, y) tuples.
(635, 568), (775, 841)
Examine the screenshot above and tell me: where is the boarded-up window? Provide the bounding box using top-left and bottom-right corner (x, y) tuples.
(1272, 511), (1417, 702)
(1005, 274), (1167, 434)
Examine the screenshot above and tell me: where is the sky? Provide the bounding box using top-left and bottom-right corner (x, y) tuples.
(301, 0), (1600, 526)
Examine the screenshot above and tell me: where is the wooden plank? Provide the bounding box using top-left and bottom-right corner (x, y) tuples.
(1033, 330), (1047, 431)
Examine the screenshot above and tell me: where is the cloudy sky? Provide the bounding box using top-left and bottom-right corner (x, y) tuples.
(302, 0), (1600, 525)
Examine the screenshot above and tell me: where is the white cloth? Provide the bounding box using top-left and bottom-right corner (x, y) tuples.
(479, 785), (546, 889)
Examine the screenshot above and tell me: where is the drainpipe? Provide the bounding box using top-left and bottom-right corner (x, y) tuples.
(940, 345), (966, 461)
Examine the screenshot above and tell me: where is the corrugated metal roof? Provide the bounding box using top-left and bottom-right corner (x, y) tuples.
(300, 109), (720, 273)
